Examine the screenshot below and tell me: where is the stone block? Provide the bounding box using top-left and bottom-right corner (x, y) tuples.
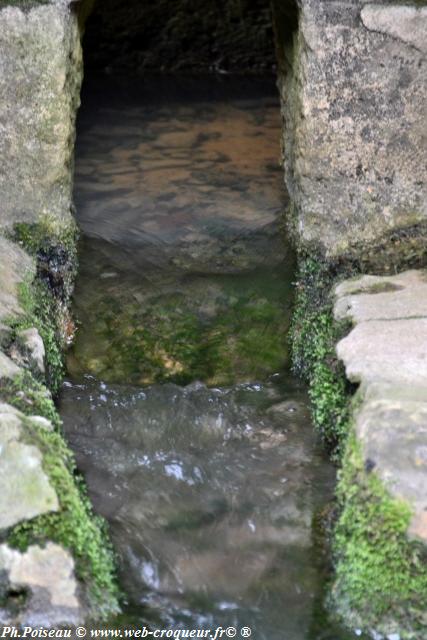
(0, 0), (82, 229)
(275, 0), (427, 264)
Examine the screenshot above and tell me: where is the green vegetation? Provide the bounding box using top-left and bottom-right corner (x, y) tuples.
(69, 267), (291, 386)
(4, 218), (79, 393)
(0, 370), (59, 427)
(13, 216), (78, 261)
(10, 279), (65, 394)
(0, 224), (120, 618)
(332, 432), (427, 637)
(290, 254), (353, 457)
(9, 419), (120, 617)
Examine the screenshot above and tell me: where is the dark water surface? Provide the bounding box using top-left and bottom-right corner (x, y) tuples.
(61, 76), (365, 639)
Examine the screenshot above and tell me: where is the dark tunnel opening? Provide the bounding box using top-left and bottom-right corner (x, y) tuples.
(80, 0), (280, 76)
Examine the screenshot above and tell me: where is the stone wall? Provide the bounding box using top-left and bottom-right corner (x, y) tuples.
(278, 2), (427, 636)
(0, 0), (119, 625)
(0, 232), (119, 625)
(0, 0), (82, 230)
(274, 0), (427, 269)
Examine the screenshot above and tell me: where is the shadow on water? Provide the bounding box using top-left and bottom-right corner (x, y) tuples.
(60, 76), (368, 639)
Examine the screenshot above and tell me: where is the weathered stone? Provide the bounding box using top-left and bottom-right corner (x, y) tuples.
(0, 404), (58, 531)
(361, 4), (427, 55)
(0, 236), (35, 325)
(337, 318), (427, 387)
(334, 269), (427, 544)
(334, 269), (427, 323)
(0, 0), (83, 229)
(27, 415), (54, 432)
(275, 0), (427, 264)
(16, 327), (46, 374)
(0, 352), (21, 380)
(0, 542), (83, 626)
(355, 385), (427, 543)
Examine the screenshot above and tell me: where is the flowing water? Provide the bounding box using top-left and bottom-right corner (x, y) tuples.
(60, 76), (365, 639)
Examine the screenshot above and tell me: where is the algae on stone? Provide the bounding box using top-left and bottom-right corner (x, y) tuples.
(68, 262), (292, 386)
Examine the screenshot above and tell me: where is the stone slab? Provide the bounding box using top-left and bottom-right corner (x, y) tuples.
(0, 351), (20, 380)
(16, 327), (46, 374)
(0, 404), (58, 530)
(334, 270), (427, 323)
(355, 388), (427, 543)
(336, 318), (427, 387)
(334, 269), (427, 544)
(0, 542), (82, 626)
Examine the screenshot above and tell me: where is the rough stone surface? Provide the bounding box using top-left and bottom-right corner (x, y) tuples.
(334, 270), (427, 323)
(0, 542), (83, 626)
(0, 352), (21, 380)
(334, 269), (427, 543)
(0, 404), (58, 531)
(361, 4), (427, 54)
(0, 236), (35, 327)
(0, 0), (83, 229)
(275, 0), (427, 263)
(16, 327), (46, 374)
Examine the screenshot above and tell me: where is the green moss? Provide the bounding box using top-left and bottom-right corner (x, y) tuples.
(12, 279), (64, 393)
(332, 432), (427, 637)
(9, 422), (120, 616)
(4, 218), (79, 394)
(69, 266), (291, 386)
(13, 216), (78, 265)
(0, 367), (120, 615)
(0, 370), (60, 427)
(290, 254), (353, 457)
(1, 228), (119, 617)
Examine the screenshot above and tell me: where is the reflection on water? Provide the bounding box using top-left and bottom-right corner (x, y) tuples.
(63, 77), (365, 639)
(74, 76), (288, 273)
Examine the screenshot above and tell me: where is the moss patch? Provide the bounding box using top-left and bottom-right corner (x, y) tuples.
(13, 217), (78, 259)
(0, 228), (120, 618)
(290, 254), (354, 457)
(332, 432), (427, 637)
(10, 279), (65, 394)
(0, 371), (60, 427)
(69, 265), (292, 386)
(5, 218), (79, 394)
(8, 420), (120, 617)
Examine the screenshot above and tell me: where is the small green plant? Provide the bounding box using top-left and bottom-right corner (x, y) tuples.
(13, 216), (78, 258)
(289, 254), (354, 457)
(332, 433), (427, 636)
(0, 370), (60, 427)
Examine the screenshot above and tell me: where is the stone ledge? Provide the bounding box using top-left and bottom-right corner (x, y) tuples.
(334, 269), (427, 544)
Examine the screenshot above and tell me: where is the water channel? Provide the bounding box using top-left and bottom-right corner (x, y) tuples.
(59, 76), (365, 639)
